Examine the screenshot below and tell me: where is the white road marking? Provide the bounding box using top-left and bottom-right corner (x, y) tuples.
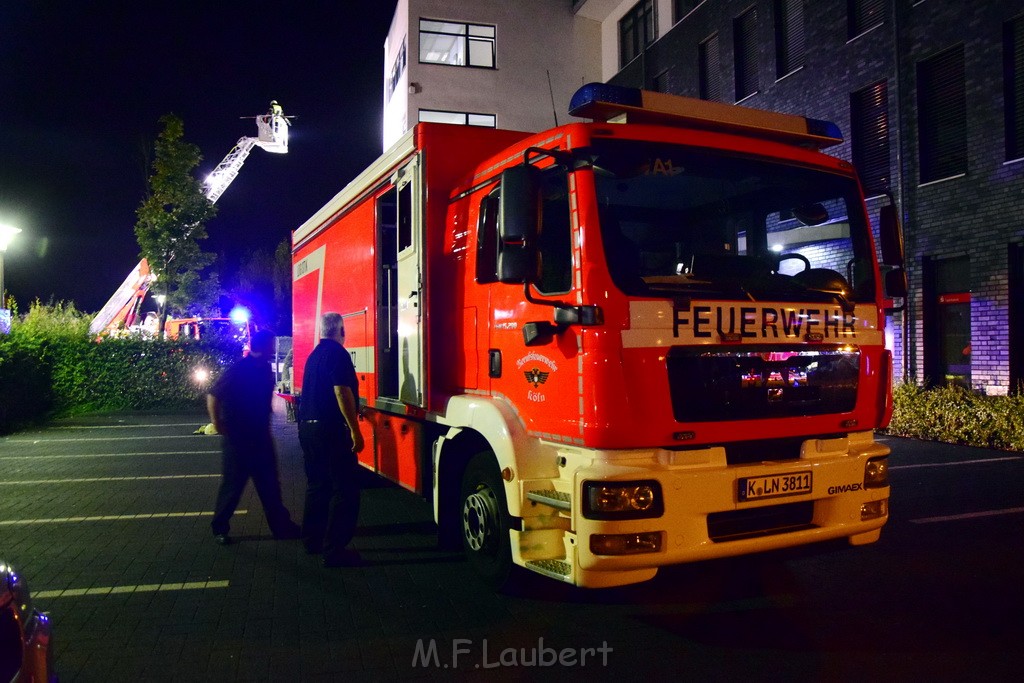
(0, 474), (219, 485)
(890, 456), (1022, 470)
(910, 507), (1024, 524)
(3, 435), (219, 443)
(0, 510), (246, 525)
(48, 423), (207, 430)
(0, 451), (220, 460)
(34, 580), (230, 599)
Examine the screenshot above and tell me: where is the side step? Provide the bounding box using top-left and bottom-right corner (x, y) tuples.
(526, 489), (571, 511)
(525, 559), (572, 581)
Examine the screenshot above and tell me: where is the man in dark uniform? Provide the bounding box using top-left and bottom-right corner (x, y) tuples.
(208, 329), (300, 545)
(298, 312), (365, 567)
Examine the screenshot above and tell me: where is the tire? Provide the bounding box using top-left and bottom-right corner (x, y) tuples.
(459, 451), (514, 589)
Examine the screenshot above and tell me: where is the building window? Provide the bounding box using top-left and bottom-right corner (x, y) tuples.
(674, 0), (702, 23)
(774, 0), (805, 78)
(917, 46), (967, 183)
(419, 19), (495, 68)
(652, 69), (671, 93)
(923, 255), (971, 387)
(1005, 15), (1024, 160)
(851, 81), (891, 196)
(699, 34), (722, 102)
(419, 110), (496, 127)
(848, 0), (884, 39)
(620, 0), (657, 68)
(733, 8), (759, 101)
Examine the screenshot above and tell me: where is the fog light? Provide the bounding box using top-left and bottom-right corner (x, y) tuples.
(583, 480), (664, 520)
(590, 532), (663, 555)
(861, 499), (888, 520)
(864, 456), (889, 488)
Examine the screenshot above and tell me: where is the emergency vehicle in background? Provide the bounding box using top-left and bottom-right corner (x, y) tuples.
(288, 84), (907, 589)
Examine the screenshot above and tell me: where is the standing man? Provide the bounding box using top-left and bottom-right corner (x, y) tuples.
(298, 312), (365, 567)
(208, 329), (300, 545)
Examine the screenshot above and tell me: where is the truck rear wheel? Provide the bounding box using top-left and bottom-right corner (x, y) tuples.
(460, 452), (514, 589)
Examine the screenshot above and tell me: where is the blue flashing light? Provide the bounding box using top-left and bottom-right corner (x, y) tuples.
(569, 83), (643, 118)
(806, 117), (844, 142)
(229, 306), (250, 325)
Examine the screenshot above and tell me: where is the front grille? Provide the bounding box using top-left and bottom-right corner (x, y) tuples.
(668, 345), (859, 422)
(707, 500), (815, 542)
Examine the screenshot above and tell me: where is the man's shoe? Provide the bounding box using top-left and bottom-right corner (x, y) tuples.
(273, 524), (301, 540)
(214, 534), (232, 546)
(321, 549), (362, 568)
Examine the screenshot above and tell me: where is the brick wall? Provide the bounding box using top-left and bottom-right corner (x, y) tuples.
(609, 0), (1024, 394)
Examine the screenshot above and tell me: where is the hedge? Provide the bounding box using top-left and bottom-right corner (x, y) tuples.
(0, 303), (239, 434)
(887, 382), (1024, 452)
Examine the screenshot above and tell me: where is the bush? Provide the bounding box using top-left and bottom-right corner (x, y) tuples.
(887, 382), (1024, 451)
(0, 300), (240, 434)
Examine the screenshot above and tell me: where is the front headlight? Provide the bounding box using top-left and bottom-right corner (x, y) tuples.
(864, 456), (890, 488)
(583, 480), (664, 520)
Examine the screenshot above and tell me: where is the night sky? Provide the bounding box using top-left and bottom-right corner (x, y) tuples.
(1, 1), (399, 312)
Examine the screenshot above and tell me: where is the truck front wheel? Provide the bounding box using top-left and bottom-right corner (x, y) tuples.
(460, 452), (513, 589)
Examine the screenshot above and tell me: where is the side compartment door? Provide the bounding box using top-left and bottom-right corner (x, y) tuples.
(394, 155), (425, 406)
(291, 245), (326, 391)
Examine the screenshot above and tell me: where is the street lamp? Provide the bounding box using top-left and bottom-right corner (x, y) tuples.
(0, 224), (22, 308)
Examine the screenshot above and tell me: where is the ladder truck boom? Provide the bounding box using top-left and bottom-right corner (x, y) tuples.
(203, 108), (290, 203)
(90, 103), (291, 336)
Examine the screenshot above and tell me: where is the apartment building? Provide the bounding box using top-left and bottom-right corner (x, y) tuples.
(382, 0), (601, 149)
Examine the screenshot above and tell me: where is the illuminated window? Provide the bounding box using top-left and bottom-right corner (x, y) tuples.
(419, 19), (495, 68)
(419, 110), (496, 128)
(851, 81), (890, 196)
(620, 0), (657, 68)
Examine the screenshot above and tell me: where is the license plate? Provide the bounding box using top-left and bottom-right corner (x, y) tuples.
(738, 472), (813, 502)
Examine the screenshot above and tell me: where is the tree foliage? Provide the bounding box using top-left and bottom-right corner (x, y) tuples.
(134, 114), (217, 332)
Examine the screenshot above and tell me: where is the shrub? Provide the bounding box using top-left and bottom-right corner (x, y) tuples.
(0, 300), (241, 434)
(887, 382), (1024, 452)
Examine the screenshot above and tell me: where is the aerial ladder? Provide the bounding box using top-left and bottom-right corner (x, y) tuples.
(90, 103), (291, 336)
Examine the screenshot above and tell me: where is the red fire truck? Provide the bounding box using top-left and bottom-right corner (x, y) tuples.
(289, 84), (906, 589)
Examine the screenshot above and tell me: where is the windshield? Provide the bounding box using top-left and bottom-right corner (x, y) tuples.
(589, 139), (876, 304)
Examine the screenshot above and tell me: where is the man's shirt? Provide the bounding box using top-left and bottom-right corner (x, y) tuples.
(298, 338), (358, 427)
(210, 355), (274, 435)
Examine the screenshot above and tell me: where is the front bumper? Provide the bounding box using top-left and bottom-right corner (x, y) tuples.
(515, 431), (889, 586)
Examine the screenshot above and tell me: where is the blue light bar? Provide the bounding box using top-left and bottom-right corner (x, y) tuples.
(806, 117), (844, 141)
(569, 83), (642, 117)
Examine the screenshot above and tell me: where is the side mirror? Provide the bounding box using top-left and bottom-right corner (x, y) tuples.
(885, 267), (908, 299)
(879, 204), (905, 268)
(497, 165), (541, 284)
(878, 203), (907, 304)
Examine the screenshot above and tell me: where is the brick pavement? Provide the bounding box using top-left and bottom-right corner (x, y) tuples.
(0, 408), (647, 681)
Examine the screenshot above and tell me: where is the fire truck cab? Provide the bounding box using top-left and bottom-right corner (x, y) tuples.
(290, 84), (905, 588)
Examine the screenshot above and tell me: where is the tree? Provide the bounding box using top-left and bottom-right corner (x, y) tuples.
(273, 238), (292, 335)
(134, 114), (217, 336)
(230, 237), (291, 334)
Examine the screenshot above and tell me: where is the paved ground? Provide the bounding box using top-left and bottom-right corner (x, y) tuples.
(2, 408), (1023, 681)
